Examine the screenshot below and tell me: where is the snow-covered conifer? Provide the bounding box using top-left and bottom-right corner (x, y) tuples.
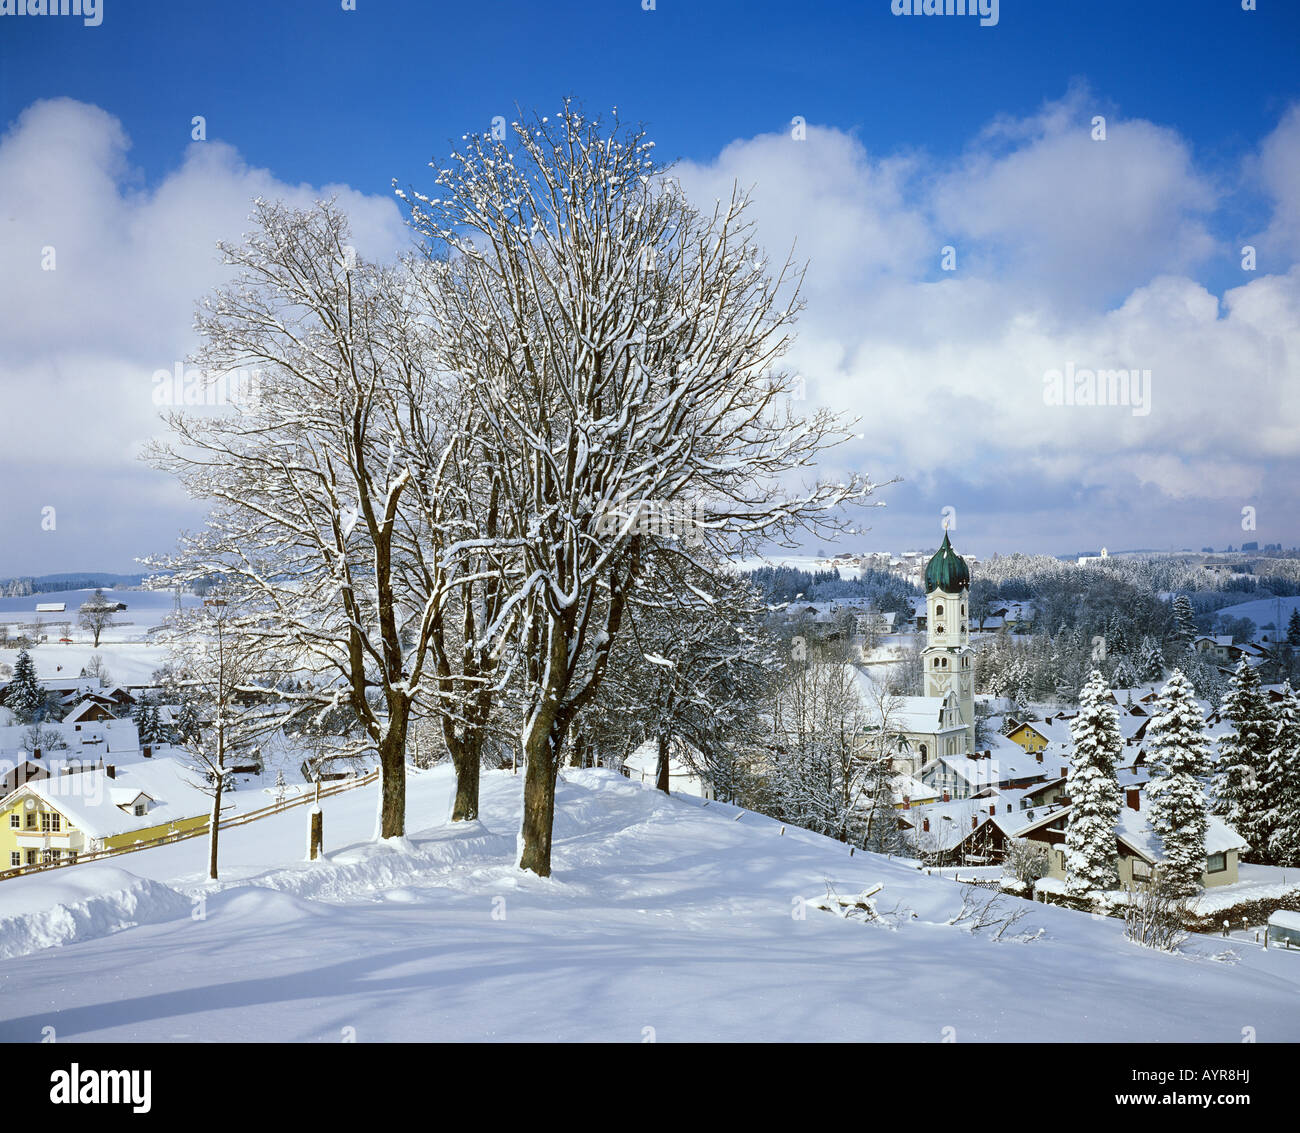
(7, 649), (46, 725)
(1064, 670), (1122, 897)
(1145, 669), (1212, 897)
(1212, 658), (1271, 854)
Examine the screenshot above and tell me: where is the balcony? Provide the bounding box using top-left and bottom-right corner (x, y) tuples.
(13, 830), (83, 851)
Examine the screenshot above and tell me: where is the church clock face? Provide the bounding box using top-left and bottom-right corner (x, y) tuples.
(936, 625), (945, 635)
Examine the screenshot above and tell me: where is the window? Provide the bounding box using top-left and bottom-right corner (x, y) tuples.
(25, 850), (37, 865)
(1132, 858), (1151, 879)
(25, 812), (36, 829)
(41, 813), (59, 833)
(8, 813), (18, 828)
(1206, 852), (1227, 874)
(935, 604), (944, 617)
(134, 803), (147, 817)
(9, 852), (19, 868)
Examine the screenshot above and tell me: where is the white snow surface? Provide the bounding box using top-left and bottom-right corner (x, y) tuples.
(1, 766), (1298, 1042)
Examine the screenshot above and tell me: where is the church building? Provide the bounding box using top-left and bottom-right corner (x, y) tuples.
(855, 530), (978, 779)
(920, 530), (976, 753)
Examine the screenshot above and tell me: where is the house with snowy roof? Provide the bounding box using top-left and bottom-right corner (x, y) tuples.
(0, 757), (210, 871)
(1019, 787), (1249, 890)
(621, 739), (714, 800)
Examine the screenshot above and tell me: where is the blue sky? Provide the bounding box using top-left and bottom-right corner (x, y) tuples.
(1, 0), (1298, 572)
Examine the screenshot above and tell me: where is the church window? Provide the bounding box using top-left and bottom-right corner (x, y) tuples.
(935, 604), (944, 617)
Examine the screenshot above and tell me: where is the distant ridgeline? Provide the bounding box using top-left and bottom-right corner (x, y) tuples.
(0, 573), (146, 597)
(744, 565), (921, 611)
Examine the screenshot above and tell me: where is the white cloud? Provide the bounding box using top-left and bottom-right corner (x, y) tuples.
(672, 92), (1300, 550)
(0, 98), (411, 573)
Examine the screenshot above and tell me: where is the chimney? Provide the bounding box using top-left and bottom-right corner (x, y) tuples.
(142, 745), (152, 759)
(902, 795), (910, 809)
(33, 747), (41, 760)
(922, 817), (930, 833)
(971, 815), (978, 830)
(989, 805), (996, 817)
(1061, 767), (1068, 779)
(942, 790), (950, 803)
(1126, 787), (1141, 811)
(1035, 752), (1042, 763)
(106, 764), (116, 779)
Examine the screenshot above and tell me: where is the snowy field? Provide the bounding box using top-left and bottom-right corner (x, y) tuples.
(1, 766), (1298, 1043)
(1214, 594), (1300, 638)
(0, 586), (206, 685)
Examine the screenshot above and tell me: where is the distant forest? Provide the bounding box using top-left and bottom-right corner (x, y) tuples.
(0, 573), (145, 597)
(744, 565), (920, 614)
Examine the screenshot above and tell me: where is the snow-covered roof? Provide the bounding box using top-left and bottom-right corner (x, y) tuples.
(1268, 910), (1300, 932)
(1, 757), (210, 840)
(1115, 803), (1249, 861)
(623, 739), (703, 780)
(1023, 798), (1249, 862)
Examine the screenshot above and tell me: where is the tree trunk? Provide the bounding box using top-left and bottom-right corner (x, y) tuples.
(450, 736), (481, 822)
(207, 778), (222, 881)
(377, 706), (409, 839)
(518, 718), (560, 876)
(655, 732), (671, 794)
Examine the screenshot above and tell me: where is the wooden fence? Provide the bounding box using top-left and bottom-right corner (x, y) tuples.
(0, 769), (379, 883)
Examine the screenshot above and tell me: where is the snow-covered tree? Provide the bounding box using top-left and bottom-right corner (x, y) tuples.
(1137, 635), (1165, 683)
(1170, 595), (1196, 654)
(1212, 658), (1271, 855)
(1064, 670), (1122, 897)
(1111, 656), (1139, 691)
(7, 649), (46, 725)
(80, 653), (112, 688)
(595, 557), (775, 801)
(175, 699), (201, 746)
(1145, 669), (1212, 897)
(403, 101), (879, 876)
(1004, 838), (1052, 887)
(77, 589), (117, 648)
(165, 595), (282, 880)
(144, 200), (464, 841)
(769, 656), (876, 845)
(1263, 682), (1300, 867)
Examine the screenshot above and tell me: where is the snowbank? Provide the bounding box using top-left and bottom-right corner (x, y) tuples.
(0, 865), (191, 960)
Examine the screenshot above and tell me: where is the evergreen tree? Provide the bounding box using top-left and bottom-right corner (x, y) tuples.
(7, 649), (46, 725)
(1212, 658), (1272, 856)
(1137, 635), (1165, 683)
(1146, 669), (1212, 897)
(1112, 656), (1139, 691)
(1287, 609), (1300, 647)
(176, 699), (200, 745)
(143, 704), (162, 745)
(1065, 670), (1123, 897)
(1263, 682), (1300, 867)
(1171, 595), (1196, 654)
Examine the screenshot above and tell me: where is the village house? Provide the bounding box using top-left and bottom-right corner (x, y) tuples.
(620, 739), (715, 800)
(0, 757), (211, 872)
(1018, 787), (1249, 891)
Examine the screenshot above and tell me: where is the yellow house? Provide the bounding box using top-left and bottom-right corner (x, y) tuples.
(0, 758), (210, 873)
(1021, 792), (1249, 891)
(1004, 721), (1050, 754)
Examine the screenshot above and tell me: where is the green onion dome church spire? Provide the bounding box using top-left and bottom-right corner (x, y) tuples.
(924, 529), (971, 594)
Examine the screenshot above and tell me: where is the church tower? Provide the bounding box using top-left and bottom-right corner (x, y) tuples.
(922, 529), (976, 753)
